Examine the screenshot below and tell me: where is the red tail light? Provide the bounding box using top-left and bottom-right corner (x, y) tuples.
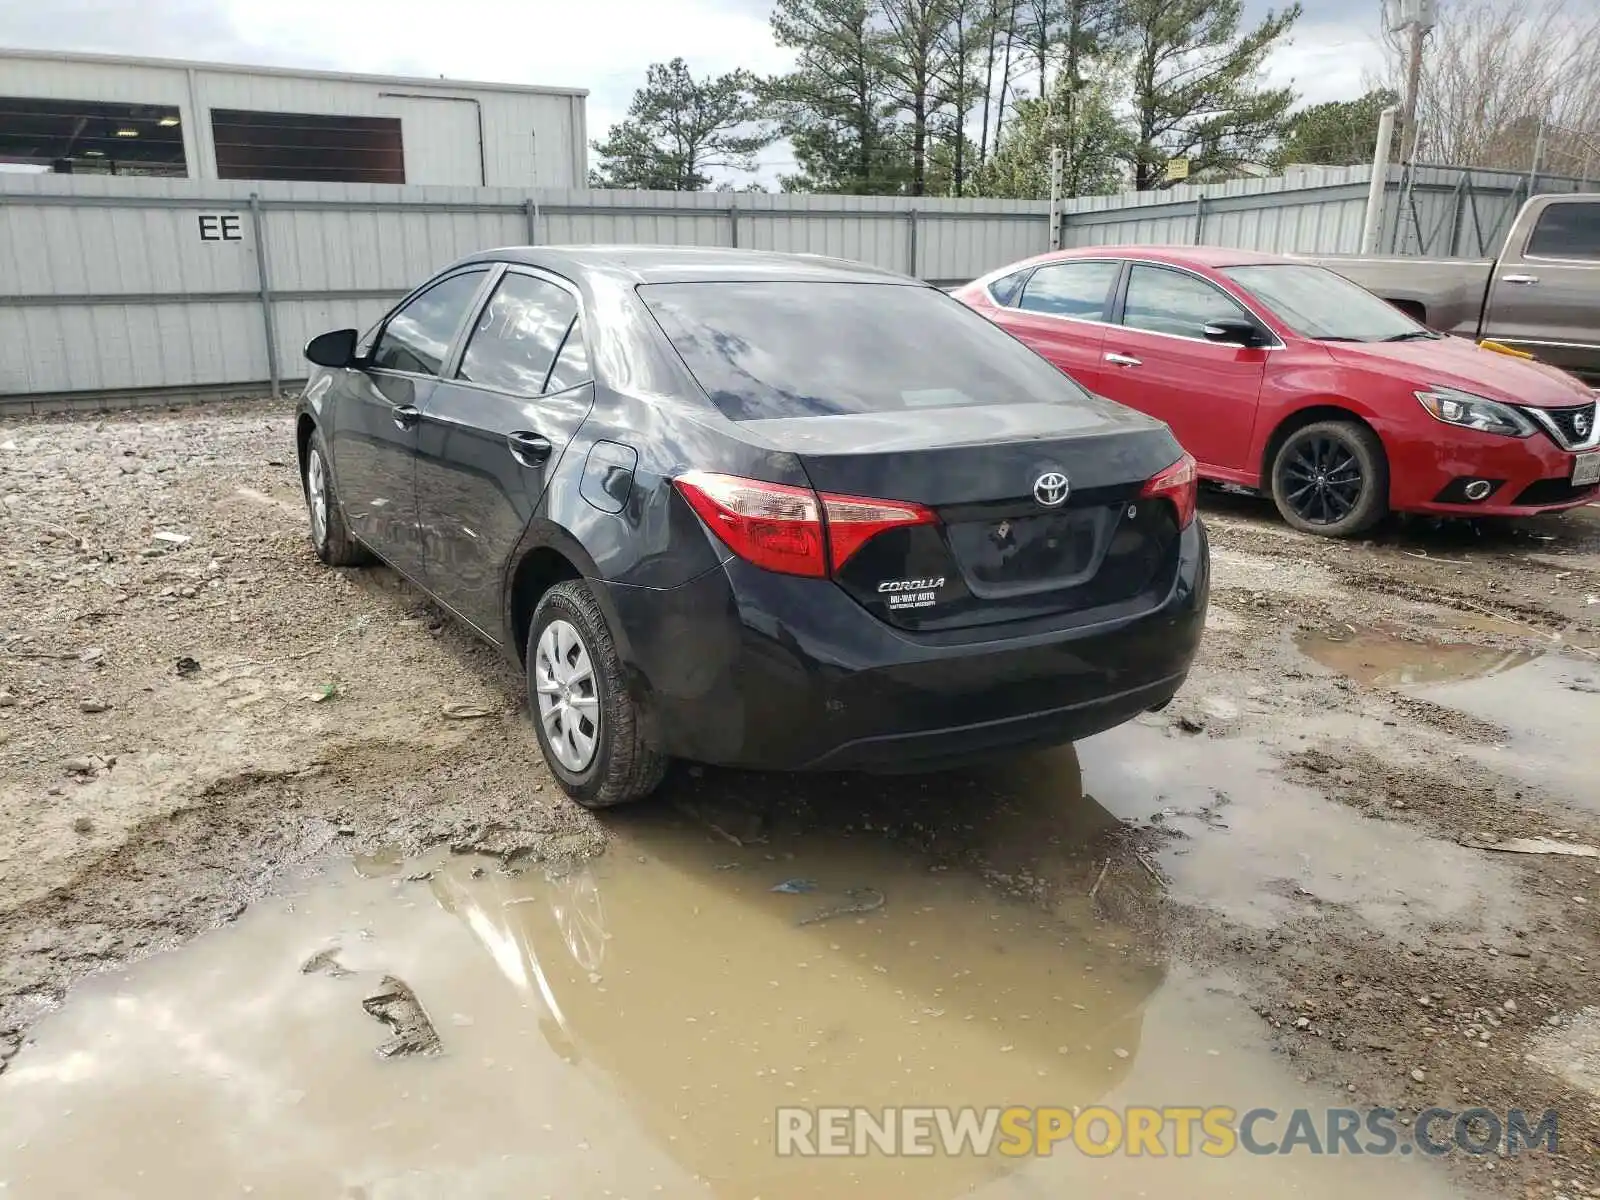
(673, 471), (827, 577)
(818, 492), (937, 572)
(1141, 452), (1198, 529)
(673, 472), (937, 578)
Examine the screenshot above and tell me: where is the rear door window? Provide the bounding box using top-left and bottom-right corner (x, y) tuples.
(1525, 202), (1600, 260)
(457, 271), (579, 397)
(543, 320), (592, 394)
(371, 269), (490, 376)
(639, 281), (1091, 422)
(1017, 261), (1121, 320)
(1120, 265), (1251, 340)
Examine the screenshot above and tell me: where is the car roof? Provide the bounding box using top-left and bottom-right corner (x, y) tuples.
(453, 244), (918, 286)
(1031, 245), (1293, 270)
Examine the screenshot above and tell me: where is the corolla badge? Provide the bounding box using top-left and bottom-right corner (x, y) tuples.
(1033, 470), (1070, 508)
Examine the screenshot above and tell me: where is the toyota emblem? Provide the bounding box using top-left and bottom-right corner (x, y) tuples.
(1033, 471), (1070, 507)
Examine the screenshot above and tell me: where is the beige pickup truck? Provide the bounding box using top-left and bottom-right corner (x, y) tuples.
(1298, 193), (1600, 386)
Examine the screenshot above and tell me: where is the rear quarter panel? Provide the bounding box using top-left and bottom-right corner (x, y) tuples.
(536, 388), (738, 591)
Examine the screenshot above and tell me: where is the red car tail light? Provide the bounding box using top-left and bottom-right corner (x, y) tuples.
(673, 471), (828, 577)
(1141, 453), (1198, 529)
(819, 492), (937, 572)
(674, 472), (939, 578)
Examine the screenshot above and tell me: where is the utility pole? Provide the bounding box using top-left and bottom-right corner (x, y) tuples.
(1528, 117), (1546, 198)
(1400, 24), (1423, 162)
(1362, 106), (1400, 254)
(1387, 0), (1437, 164)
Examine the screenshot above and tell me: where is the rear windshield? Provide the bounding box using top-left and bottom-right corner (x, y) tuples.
(638, 281), (1091, 421)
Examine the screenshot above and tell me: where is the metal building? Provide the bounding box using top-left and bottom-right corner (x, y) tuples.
(0, 48), (588, 188)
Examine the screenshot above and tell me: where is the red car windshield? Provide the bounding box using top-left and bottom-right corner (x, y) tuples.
(1222, 263), (1434, 343)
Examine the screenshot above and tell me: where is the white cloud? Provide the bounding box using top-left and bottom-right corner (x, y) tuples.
(1263, 21), (1390, 106)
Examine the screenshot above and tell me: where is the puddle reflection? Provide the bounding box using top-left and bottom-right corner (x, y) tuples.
(1295, 625), (1541, 687)
(430, 747), (1163, 1196)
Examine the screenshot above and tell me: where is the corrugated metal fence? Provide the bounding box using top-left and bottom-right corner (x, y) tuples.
(2, 164), (1592, 410)
(1059, 163), (1593, 256)
(0, 175), (1048, 408)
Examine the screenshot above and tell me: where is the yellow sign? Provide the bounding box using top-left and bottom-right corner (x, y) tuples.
(1165, 157), (1190, 182)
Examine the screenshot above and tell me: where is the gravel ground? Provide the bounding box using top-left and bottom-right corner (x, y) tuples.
(2, 400), (1600, 1196)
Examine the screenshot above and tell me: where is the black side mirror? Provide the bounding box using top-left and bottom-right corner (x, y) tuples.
(305, 328), (360, 369)
(1202, 317), (1269, 348)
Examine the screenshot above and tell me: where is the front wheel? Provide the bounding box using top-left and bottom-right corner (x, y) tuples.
(1269, 420), (1389, 538)
(526, 580), (667, 808)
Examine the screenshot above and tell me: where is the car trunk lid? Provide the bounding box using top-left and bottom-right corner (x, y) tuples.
(742, 404), (1191, 632)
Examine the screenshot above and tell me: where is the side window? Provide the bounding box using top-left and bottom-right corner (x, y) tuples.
(371, 269), (489, 376)
(987, 268), (1032, 307)
(1525, 202), (1600, 260)
(1122, 265), (1250, 339)
(1017, 261), (1120, 320)
(543, 319), (592, 394)
(457, 272), (579, 397)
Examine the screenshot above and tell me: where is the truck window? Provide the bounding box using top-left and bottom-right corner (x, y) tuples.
(1525, 202), (1600, 260)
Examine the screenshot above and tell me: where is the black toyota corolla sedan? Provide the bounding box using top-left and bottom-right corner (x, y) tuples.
(296, 246), (1208, 806)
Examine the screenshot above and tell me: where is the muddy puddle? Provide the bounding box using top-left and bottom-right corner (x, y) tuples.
(1293, 621), (1600, 809)
(0, 743), (1480, 1199)
(1294, 626), (1542, 688)
(1081, 725), (1518, 940)
(1412, 651), (1600, 810)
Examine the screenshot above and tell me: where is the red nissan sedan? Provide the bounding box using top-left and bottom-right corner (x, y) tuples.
(953, 247), (1600, 537)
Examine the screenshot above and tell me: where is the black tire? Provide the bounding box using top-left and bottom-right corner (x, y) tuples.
(526, 579), (666, 808)
(303, 427), (371, 566)
(1269, 420), (1389, 538)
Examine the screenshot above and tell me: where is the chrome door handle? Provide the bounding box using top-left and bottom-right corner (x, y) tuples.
(507, 430), (553, 467)
(1104, 352), (1142, 367)
(1502, 274), (1540, 285)
(391, 404), (421, 429)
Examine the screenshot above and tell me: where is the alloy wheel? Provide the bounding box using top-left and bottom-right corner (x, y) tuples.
(307, 449), (329, 548)
(1280, 434), (1365, 526)
(534, 619), (601, 772)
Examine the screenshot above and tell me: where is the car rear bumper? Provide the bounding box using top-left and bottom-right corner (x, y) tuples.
(1390, 423), (1599, 516)
(600, 521), (1209, 771)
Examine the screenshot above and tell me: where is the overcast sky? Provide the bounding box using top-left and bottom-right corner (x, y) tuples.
(0, 0), (1389, 183)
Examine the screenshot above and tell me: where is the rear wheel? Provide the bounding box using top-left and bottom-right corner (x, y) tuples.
(527, 580), (666, 808)
(303, 428), (370, 566)
(1269, 420), (1388, 538)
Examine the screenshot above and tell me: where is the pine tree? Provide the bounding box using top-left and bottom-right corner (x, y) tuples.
(875, 0), (960, 195)
(1120, 0), (1300, 190)
(591, 58), (775, 190)
(766, 0), (903, 192)
(1276, 89), (1401, 168)
(934, 0), (998, 193)
(977, 68), (1130, 198)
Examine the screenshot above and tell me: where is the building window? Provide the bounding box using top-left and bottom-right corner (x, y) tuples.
(210, 109), (405, 184)
(0, 97), (186, 176)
